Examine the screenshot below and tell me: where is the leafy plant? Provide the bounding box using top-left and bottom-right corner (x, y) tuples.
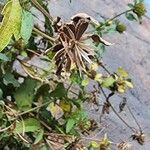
(0, 0), (146, 149)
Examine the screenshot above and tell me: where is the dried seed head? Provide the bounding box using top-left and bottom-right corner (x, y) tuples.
(53, 13), (112, 76)
(131, 131), (145, 145)
(117, 141), (132, 150)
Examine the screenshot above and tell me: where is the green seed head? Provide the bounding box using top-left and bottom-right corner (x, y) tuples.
(116, 23), (126, 33)
(133, 3), (146, 17)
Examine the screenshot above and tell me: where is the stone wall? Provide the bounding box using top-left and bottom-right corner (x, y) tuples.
(49, 1), (150, 149)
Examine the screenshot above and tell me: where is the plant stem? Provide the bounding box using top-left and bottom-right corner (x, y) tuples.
(0, 124), (13, 132)
(33, 27), (55, 42)
(98, 84), (136, 132)
(126, 104), (142, 132)
(31, 0), (53, 21)
(110, 103), (136, 132)
(108, 9), (133, 22)
(10, 101), (51, 121)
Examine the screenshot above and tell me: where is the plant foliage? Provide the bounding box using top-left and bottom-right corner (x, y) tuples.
(0, 0), (146, 149)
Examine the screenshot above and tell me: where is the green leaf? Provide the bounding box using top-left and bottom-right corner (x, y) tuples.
(66, 118), (75, 133)
(0, 53), (9, 61)
(126, 13), (137, 21)
(102, 76), (116, 88)
(59, 100), (72, 112)
(128, 3), (134, 8)
(91, 141), (99, 148)
(94, 73), (102, 82)
(125, 80), (133, 88)
(3, 72), (20, 87)
(14, 118), (43, 144)
(21, 10), (33, 43)
(95, 43), (106, 57)
(117, 67), (128, 77)
(14, 78), (39, 110)
(117, 85), (125, 93)
(81, 77), (89, 86)
(70, 71), (82, 84)
(14, 118), (41, 133)
(50, 83), (67, 98)
(34, 129), (44, 144)
(0, 0), (22, 51)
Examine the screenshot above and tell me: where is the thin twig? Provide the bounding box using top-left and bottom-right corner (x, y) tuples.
(27, 49), (41, 56)
(0, 124), (13, 132)
(40, 120), (52, 132)
(98, 83), (136, 132)
(96, 59), (111, 75)
(10, 101), (51, 121)
(67, 82), (73, 93)
(17, 133), (30, 144)
(110, 103), (136, 132)
(108, 9), (133, 22)
(126, 104), (142, 132)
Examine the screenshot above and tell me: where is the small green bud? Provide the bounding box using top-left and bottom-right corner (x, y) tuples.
(133, 3), (146, 17)
(116, 23), (126, 33)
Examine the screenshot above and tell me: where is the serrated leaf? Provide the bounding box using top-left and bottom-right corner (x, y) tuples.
(0, 0), (22, 51)
(21, 10), (33, 43)
(66, 118), (75, 133)
(14, 78), (39, 110)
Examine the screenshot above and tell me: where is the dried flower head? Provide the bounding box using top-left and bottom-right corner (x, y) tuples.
(131, 131), (145, 145)
(53, 13), (112, 75)
(117, 141), (132, 150)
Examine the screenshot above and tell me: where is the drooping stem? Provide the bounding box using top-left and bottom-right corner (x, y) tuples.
(126, 104), (142, 132)
(98, 83), (136, 132)
(107, 9), (133, 22)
